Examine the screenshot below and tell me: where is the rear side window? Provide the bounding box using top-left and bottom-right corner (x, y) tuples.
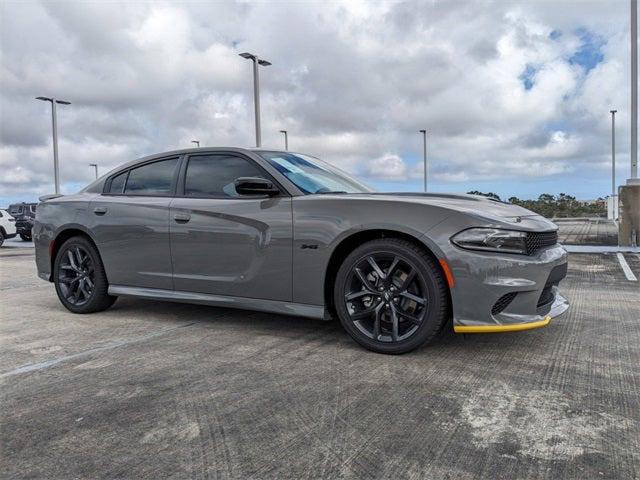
(124, 158), (178, 195)
(108, 171), (128, 194)
(184, 155), (266, 198)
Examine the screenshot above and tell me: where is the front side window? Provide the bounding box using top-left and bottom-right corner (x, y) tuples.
(124, 157), (178, 195)
(184, 155), (267, 198)
(258, 152), (373, 194)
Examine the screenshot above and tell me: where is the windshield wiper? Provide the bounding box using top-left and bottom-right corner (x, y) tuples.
(316, 190), (348, 194)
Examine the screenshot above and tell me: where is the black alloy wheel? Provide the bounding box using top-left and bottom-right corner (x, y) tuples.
(58, 244), (95, 307)
(344, 253), (428, 342)
(54, 236), (117, 313)
(334, 238), (449, 354)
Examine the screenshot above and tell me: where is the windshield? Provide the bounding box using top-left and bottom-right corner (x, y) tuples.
(259, 151), (374, 194)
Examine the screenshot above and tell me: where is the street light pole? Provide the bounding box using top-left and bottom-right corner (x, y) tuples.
(89, 163), (98, 180)
(191, 140), (200, 147)
(280, 130), (288, 150)
(36, 96), (71, 194)
(419, 129), (427, 192)
(633, 0), (638, 178)
(611, 110), (617, 198)
(611, 110), (618, 220)
(239, 52), (271, 147)
(51, 99), (59, 192)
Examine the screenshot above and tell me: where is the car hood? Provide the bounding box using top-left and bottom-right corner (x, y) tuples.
(334, 192), (557, 231)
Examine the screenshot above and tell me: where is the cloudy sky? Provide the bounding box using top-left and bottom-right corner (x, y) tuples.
(0, 0), (633, 205)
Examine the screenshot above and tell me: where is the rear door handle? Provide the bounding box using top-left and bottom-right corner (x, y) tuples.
(173, 212), (191, 223)
(93, 207), (107, 215)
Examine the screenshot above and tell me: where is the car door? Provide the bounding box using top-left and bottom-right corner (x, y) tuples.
(89, 156), (180, 290)
(169, 153), (292, 301)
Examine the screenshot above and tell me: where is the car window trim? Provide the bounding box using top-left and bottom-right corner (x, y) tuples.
(102, 156), (183, 197)
(176, 152), (290, 200)
(103, 170), (130, 195)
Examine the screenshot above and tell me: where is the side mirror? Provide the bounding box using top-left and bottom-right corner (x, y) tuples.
(234, 177), (280, 196)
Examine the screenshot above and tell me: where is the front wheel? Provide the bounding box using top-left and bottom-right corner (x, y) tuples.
(334, 238), (449, 354)
(20, 233), (32, 241)
(53, 236), (117, 313)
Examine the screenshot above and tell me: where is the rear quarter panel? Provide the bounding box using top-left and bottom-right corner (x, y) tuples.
(33, 194), (94, 280)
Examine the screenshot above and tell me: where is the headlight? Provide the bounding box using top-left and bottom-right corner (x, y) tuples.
(451, 228), (527, 254)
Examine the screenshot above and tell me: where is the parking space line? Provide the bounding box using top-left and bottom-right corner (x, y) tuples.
(616, 253), (638, 282)
(0, 322), (195, 379)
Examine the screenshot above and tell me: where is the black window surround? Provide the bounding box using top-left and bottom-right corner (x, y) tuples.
(107, 171), (128, 194)
(102, 156), (182, 197)
(102, 152), (290, 199)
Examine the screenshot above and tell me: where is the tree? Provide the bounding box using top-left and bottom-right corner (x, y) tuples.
(465, 191), (605, 218)
(467, 191), (501, 201)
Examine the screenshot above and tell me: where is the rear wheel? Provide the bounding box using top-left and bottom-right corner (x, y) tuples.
(334, 238), (449, 354)
(53, 236), (116, 313)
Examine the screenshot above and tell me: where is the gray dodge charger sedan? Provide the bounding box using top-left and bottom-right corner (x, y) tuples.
(34, 147), (569, 354)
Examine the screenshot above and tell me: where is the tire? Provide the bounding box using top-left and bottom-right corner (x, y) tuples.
(53, 236), (117, 313)
(0, 231), (4, 247)
(334, 238), (449, 354)
(20, 233), (32, 242)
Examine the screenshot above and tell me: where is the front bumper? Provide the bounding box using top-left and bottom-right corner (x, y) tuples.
(446, 244), (569, 332)
(453, 292), (569, 332)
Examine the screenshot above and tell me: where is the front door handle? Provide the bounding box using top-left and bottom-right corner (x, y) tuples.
(173, 212), (191, 223)
(93, 207), (107, 215)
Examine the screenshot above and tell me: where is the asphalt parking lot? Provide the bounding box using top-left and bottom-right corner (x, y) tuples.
(1, 248), (639, 479)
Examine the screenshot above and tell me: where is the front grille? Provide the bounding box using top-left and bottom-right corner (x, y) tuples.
(525, 231), (558, 255)
(492, 292), (517, 315)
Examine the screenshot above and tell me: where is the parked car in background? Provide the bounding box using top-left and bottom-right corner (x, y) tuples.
(0, 208), (17, 246)
(33, 147), (569, 354)
(9, 202), (37, 241)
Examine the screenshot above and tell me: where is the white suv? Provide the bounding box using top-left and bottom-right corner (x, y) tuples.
(0, 208), (17, 247)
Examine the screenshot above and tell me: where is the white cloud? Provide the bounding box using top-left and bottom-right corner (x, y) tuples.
(367, 154), (409, 180)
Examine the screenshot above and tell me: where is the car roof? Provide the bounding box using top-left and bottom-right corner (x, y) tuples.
(113, 147), (289, 171)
